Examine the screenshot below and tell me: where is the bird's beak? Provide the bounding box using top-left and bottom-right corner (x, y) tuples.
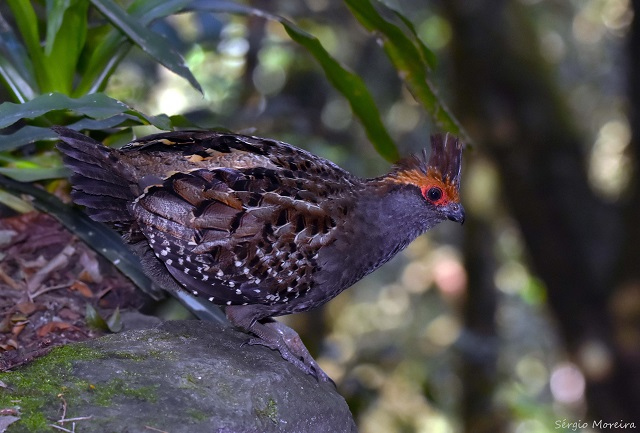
(443, 203), (465, 225)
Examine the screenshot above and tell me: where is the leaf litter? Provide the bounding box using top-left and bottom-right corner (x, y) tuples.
(0, 212), (149, 371)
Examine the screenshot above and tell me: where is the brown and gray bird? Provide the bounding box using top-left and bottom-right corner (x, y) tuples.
(55, 127), (464, 381)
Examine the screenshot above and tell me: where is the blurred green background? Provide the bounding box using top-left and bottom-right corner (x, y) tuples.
(1, 1), (638, 432)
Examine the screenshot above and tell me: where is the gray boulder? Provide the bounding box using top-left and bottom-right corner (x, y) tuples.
(0, 320), (356, 433)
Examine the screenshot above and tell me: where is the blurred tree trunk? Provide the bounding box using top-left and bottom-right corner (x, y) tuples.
(441, 0), (640, 428)
(461, 216), (503, 433)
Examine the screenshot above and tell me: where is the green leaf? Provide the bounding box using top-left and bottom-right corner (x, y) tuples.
(43, 0), (89, 94)
(76, 0), (192, 95)
(0, 127), (57, 152)
(0, 61), (36, 103)
(0, 189), (35, 213)
(85, 304), (110, 331)
(127, 0), (193, 20)
(345, 0), (466, 141)
(0, 115), (155, 152)
(45, 0), (71, 56)
(90, 0), (203, 95)
(390, 9), (437, 70)
(283, 24), (400, 162)
(186, 0), (400, 162)
(75, 30), (131, 96)
(0, 93), (171, 130)
(0, 167), (68, 182)
(6, 0), (46, 92)
(0, 10), (38, 99)
(0, 93), (126, 128)
(106, 307), (123, 332)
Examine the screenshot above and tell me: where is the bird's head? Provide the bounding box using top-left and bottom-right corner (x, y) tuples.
(387, 134), (465, 224)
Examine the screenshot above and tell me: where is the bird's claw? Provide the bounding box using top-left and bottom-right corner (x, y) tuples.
(246, 336), (333, 384)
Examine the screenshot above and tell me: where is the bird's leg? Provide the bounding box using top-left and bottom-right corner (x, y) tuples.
(255, 319), (333, 383)
(226, 306), (332, 382)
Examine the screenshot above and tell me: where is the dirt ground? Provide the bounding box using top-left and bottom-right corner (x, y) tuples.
(0, 212), (149, 371)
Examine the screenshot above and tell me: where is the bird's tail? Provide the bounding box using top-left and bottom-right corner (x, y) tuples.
(54, 127), (134, 228)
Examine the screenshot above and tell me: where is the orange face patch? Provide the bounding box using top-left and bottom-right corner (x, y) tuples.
(390, 167), (460, 206)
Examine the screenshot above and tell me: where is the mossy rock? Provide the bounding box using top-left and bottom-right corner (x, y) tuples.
(0, 320), (356, 433)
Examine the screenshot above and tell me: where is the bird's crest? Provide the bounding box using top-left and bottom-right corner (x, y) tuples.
(389, 134), (463, 203)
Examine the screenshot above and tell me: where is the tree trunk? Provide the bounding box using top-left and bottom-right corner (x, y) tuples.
(442, 0), (640, 426)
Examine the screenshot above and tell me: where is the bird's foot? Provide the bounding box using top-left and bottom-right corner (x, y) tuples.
(226, 306), (333, 383)
(246, 320), (333, 383)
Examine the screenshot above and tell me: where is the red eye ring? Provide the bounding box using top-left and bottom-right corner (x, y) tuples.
(421, 185), (446, 205)
(427, 187), (442, 202)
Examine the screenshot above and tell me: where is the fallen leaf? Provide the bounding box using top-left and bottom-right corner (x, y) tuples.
(11, 322), (28, 337)
(27, 245), (75, 293)
(36, 322), (76, 338)
(0, 339), (18, 351)
(69, 280), (93, 298)
(95, 287), (113, 299)
(0, 409), (17, 416)
(0, 267), (20, 290)
(9, 314), (27, 323)
(20, 256), (47, 270)
(58, 308), (81, 321)
(16, 302), (37, 315)
(0, 316), (10, 333)
(79, 252), (103, 284)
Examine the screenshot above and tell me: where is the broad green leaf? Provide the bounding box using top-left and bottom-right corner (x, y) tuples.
(45, 0), (71, 56)
(345, 0), (466, 141)
(85, 304), (110, 331)
(0, 166), (68, 182)
(44, 0), (89, 94)
(76, 0), (192, 95)
(0, 115), (155, 152)
(390, 10), (437, 70)
(0, 11), (37, 98)
(0, 93), (128, 128)
(186, 0), (400, 162)
(0, 93), (171, 130)
(75, 42), (132, 95)
(0, 61), (36, 103)
(283, 24), (400, 162)
(90, 0), (203, 95)
(0, 127), (57, 152)
(6, 0), (47, 91)
(127, 0), (193, 19)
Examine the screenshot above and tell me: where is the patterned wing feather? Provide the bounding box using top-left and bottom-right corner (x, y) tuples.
(132, 161), (351, 308)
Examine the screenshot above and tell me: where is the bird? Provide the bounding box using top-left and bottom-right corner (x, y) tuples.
(54, 126), (464, 382)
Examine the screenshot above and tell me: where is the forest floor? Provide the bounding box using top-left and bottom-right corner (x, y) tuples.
(0, 212), (147, 370)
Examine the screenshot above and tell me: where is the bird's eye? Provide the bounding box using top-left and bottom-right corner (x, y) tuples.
(426, 187), (443, 202)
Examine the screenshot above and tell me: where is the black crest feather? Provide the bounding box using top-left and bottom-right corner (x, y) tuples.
(427, 133), (463, 187)
(392, 133), (464, 187)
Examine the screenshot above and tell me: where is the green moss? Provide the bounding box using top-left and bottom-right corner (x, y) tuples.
(186, 408), (209, 422)
(109, 350), (148, 361)
(255, 397), (279, 424)
(0, 343), (161, 432)
(185, 373), (195, 384)
(17, 412), (48, 431)
(0, 343), (104, 432)
(91, 378), (158, 406)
